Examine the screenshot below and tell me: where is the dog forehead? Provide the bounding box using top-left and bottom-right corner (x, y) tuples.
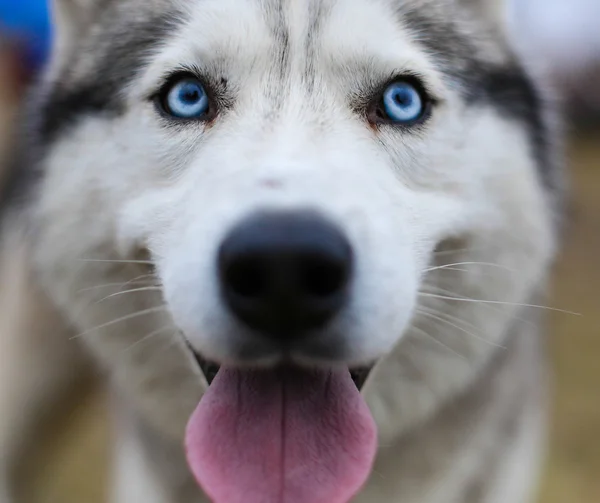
(144, 0), (435, 88)
(172, 0), (422, 50)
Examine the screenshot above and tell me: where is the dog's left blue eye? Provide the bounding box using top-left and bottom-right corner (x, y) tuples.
(381, 82), (425, 123)
(163, 78), (209, 119)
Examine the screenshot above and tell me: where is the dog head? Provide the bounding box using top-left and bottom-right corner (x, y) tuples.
(17, 0), (561, 494)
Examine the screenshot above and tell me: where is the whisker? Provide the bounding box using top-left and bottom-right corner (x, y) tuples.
(417, 310), (506, 349)
(419, 283), (542, 331)
(123, 273), (159, 287)
(77, 278), (156, 294)
(423, 267), (515, 281)
(72, 306), (168, 339)
(409, 326), (468, 360)
(433, 247), (472, 256)
(418, 292), (580, 316)
(160, 331), (187, 352)
(428, 267), (470, 273)
(370, 467), (386, 480)
(121, 326), (175, 354)
(416, 305), (479, 331)
(424, 261), (515, 273)
(78, 258), (154, 265)
(95, 286), (163, 304)
(432, 246), (493, 257)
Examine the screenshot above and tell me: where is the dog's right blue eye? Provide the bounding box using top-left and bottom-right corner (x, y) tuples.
(381, 82), (425, 124)
(163, 77), (209, 119)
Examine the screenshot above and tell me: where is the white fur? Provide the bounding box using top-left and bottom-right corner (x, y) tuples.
(0, 0), (559, 501)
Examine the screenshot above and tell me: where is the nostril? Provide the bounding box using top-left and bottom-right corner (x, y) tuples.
(218, 211), (353, 336)
(224, 256), (269, 298)
(301, 255), (348, 298)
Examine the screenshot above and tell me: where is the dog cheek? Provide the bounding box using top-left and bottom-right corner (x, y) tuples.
(340, 223), (420, 362)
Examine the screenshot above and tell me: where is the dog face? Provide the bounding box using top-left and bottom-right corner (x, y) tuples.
(21, 0), (559, 440)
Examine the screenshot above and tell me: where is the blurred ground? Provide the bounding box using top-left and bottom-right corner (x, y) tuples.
(1, 51), (599, 503)
(538, 136), (600, 503)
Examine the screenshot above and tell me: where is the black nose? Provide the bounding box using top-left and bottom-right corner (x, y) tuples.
(218, 211), (353, 337)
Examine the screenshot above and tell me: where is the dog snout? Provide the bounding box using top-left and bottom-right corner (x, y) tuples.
(218, 211), (353, 338)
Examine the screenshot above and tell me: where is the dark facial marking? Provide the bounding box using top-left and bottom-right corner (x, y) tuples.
(260, 0), (291, 111)
(0, 9), (183, 214)
(303, 0), (331, 94)
(39, 12), (182, 145)
(401, 9), (557, 194)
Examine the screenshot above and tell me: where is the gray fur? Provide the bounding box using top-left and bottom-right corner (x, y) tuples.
(0, 0), (563, 502)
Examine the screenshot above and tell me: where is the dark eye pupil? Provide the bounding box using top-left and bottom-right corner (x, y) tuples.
(181, 87), (200, 103)
(393, 89), (412, 107)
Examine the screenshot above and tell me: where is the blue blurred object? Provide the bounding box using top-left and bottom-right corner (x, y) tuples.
(0, 0), (51, 69)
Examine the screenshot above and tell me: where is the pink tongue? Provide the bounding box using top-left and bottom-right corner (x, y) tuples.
(185, 366), (377, 503)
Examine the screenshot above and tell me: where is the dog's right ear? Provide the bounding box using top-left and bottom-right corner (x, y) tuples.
(51, 0), (100, 56)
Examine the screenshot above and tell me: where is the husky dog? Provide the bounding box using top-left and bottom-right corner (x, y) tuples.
(0, 0), (564, 502)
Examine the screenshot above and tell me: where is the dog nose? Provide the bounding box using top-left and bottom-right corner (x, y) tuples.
(218, 212), (353, 337)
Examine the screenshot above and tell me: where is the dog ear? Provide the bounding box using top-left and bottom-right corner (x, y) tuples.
(459, 0), (506, 21)
(458, 0), (511, 36)
(52, 0), (99, 23)
(50, 0), (101, 55)
(409, 0), (510, 38)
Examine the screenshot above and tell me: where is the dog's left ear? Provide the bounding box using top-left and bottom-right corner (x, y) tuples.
(50, 0), (100, 58)
(460, 0), (505, 20)
(458, 0), (511, 37)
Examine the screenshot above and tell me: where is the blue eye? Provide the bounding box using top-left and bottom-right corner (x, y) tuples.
(381, 81), (425, 123)
(163, 77), (210, 119)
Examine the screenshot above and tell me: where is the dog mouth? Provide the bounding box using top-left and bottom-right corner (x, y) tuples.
(193, 352), (373, 390)
(186, 350), (378, 503)
(194, 355), (221, 385)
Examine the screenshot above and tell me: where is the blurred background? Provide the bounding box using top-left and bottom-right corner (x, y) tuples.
(0, 1), (598, 502)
